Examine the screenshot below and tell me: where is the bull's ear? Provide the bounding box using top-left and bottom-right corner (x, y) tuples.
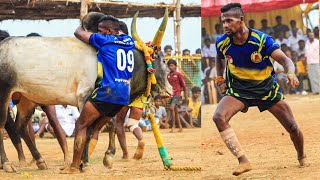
(151, 7), (168, 47)
(131, 11), (144, 43)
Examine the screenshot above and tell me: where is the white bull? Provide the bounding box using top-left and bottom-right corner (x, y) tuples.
(0, 9), (170, 172)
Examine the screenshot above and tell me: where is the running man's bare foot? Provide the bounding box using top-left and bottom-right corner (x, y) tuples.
(298, 155), (310, 168)
(122, 153), (128, 159)
(60, 165), (81, 174)
(133, 140), (145, 160)
(232, 162), (252, 176)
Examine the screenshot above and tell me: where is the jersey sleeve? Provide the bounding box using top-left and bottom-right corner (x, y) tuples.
(264, 35), (280, 56)
(89, 33), (112, 50)
(215, 40), (224, 59)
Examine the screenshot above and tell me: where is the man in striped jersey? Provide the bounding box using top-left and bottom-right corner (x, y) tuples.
(212, 3), (309, 176)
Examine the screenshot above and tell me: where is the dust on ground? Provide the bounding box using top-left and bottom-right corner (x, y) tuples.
(201, 95), (320, 179)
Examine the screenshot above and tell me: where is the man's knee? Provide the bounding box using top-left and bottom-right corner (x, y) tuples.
(127, 118), (139, 132)
(287, 122), (300, 136)
(213, 112), (226, 126)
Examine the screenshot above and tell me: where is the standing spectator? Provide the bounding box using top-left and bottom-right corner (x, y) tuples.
(167, 59), (188, 133)
(275, 31), (289, 47)
(164, 45), (173, 57)
(202, 38), (216, 71)
(188, 86), (201, 127)
(273, 15), (290, 38)
(259, 19), (274, 35)
(182, 49), (191, 57)
(211, 23), (223, 43)
(288, 20), (303, 38)
(201, 27), (214, 47)
(305, 31), (320, 95)
(248, 19), (255, 29)
(288, 28), (303, 52)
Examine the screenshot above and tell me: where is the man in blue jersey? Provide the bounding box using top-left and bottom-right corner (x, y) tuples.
(213, 3), (308, 176)
(61, 15), (135, 174)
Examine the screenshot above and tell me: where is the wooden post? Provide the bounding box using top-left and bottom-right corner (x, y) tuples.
(80, 0), (89, 20)
(173, 0), (181, 57)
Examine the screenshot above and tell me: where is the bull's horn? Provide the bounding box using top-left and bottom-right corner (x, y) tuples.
(131, 11), (144, 43)
(151, 7), (168, 47)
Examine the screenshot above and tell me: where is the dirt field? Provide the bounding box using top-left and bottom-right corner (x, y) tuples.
(0, 128), (201, 179)
(201, 95), (320, 179)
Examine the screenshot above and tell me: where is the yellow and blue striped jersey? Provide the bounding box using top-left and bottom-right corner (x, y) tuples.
(216, 28), (284, 101)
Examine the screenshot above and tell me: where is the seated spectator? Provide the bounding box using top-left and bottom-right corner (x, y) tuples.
(313, 26), (319, 39)
(201, 27), (214, 47)
(139, 95), (168, 131)
(177, 98), (193, 128)
(36, 105), (79, 137)
(294, 51), (309, 95)
(259, 19), (274, 35)
(32, 106), (47, 134)
(211, 23), (223, 43)
(188, 86), (201, 127)
(296, 39), (305, 57)
(153, 95), (168, 129)
(273, 60), (289, 95)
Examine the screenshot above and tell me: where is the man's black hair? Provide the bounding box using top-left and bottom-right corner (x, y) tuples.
(167, 59), (177, 66)
(191, 86), (201, 93)
(204, 38), (211, 42)
(26, 32), (41, 37)
(164, 45), (172, 51)
(154, 95), (161, 101)
(298, 39), (304, 44)
(195, 48), (201, 54)
(182, 49), (190, 54)
(119, 21), (128, 35)
(0, 30), (10, 40)
(220, 3), (244, 17)
(276, 16), (282, 20)
(261, 19), (267, 23)
(98, 15), (120, 32)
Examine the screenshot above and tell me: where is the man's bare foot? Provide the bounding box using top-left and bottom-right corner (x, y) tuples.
(232, 162), (252, 176)
(298, 155), (310, 168)
(60, 166), (81, 174)
(169, 129), (174, 133)
(178, 128), (183, 132)
(81, 163), (95, 174)
(122, 153), (128, 159)
(133, 140), (145, 160)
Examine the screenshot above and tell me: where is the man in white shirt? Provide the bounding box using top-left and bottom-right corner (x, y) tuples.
(305, 32), (320, 94)
(55, 105), (80, 137)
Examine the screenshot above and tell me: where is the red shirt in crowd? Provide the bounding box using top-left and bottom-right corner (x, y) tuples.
(167, 71), (187, 97)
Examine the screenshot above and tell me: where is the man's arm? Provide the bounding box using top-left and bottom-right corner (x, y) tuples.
(271, 49), (299, 88)
(74, 26), (93, 44)
(215, 55), (227, 93)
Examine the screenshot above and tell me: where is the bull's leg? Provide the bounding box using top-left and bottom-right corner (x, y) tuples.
(16, 98), (47, 170)
(103, 120), (117, 169)
(0, 97), (16, 172)
(81, 125), (94, 165)
(4, 108), (26, 166)
(41, 105), (70, 164)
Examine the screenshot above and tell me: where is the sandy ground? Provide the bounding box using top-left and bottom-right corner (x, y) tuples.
(201, 94), (320, 179)
(0, 128), (201, 179)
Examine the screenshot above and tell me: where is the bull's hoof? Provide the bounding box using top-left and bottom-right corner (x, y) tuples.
(36, 159), (48, 170)
(103, 154), (113, 169)
(59, 159), (71, 170)
(81, 163), (95, 174)
(3, 162), (17, 173)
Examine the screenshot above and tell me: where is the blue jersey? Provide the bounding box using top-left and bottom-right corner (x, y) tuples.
(89, 33), (135, 105)
(216, 28), (283, 100)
